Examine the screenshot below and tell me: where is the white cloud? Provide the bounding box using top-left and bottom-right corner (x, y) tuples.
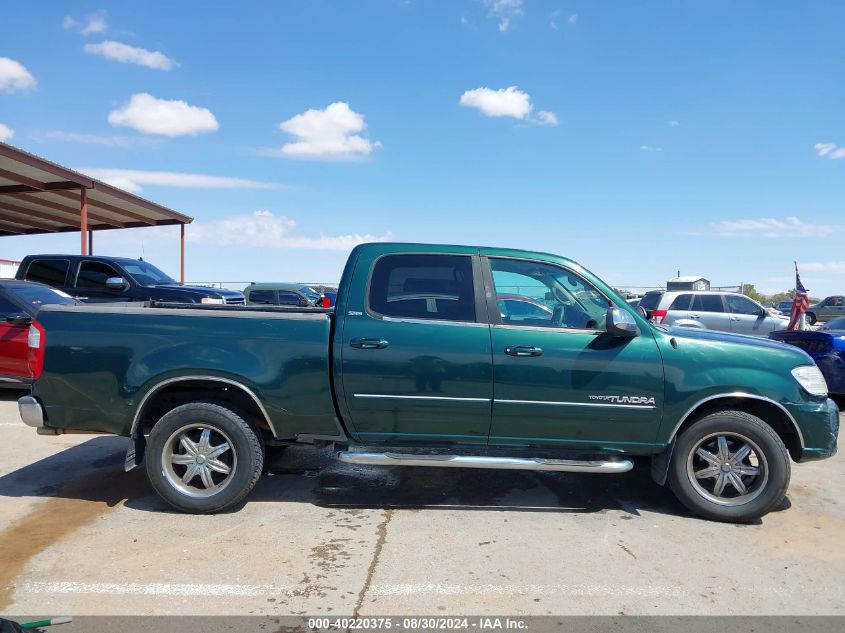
(814, 142), (845, 159)
(568, 13), (579, 24)
(708, 216), (841, 238)
(484, 0), (524, 32)
(668, 120), (680, 127)
(0, 123), (14, 142)
(63, 11), (107, 35)
(84, 41), (177, 70)
(460, 86), (532, 119)
(38, 130), (160, 147)
(78, 168), (281, 194)
(640, 145), (663, 152)
(537, 111), (559, 126)
(0, 57), (37, 94)
(277, 102), (379, 160)
(188, 210), (393, 251)
(108, 93), (219, 136)
(801, 261), (845, 274)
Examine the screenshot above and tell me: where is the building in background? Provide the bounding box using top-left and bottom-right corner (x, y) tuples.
(667, 276), (711, 291)
(0, 258), (21, 279)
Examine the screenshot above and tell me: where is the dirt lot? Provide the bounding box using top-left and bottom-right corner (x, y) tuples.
(0, 392), (843, 617)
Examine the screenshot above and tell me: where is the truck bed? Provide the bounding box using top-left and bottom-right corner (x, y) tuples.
(33, 303), (338, 439)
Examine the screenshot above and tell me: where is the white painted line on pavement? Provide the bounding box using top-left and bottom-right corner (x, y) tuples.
(372, 583), (684, 598)
(23, 582), (289, 597)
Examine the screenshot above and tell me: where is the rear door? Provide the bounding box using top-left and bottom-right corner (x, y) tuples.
(21, 258), (72, 293)
(688, 294), (730, 331)
(339, 251), (493, 445)
(0, 294), (30, 380)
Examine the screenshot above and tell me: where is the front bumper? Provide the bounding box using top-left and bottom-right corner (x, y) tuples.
(791, 397), (839, 461)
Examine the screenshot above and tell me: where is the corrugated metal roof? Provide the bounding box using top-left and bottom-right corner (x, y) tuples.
(0, 141), (192, 236)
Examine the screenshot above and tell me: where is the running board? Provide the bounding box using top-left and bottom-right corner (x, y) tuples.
(336, 452), (633, 474)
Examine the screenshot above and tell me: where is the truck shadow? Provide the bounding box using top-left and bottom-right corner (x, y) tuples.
(0, 436), (705, 519)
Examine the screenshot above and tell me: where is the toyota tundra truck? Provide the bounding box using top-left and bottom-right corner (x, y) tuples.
(18, 243), (839, 522)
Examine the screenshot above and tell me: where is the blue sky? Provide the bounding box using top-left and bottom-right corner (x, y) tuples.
(1, 1), (843, 295)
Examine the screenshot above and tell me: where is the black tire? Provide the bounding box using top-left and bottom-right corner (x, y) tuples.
(805, 312), (817, 325)
(668, 408), (790, 523)
(145, 401), (264, 513)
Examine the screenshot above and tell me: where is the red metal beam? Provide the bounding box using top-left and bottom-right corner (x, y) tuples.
(180, 223), (185, 285)
(80, 188), (88, 255)
(52, 190), (155, 224)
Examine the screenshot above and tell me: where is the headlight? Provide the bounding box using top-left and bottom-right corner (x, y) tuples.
(791, 365), (828, 397)
(200, 297), (225, 305)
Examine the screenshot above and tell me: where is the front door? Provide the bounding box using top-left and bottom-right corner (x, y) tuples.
(484, 256), (664, 450)
(73, 260), (129, 302)
(340, 252), (493, 445)
(724, 294), (775, 336)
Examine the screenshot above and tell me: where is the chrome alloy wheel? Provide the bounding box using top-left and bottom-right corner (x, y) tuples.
(162, 424), (237, 498)
(686, 432), (769, 506)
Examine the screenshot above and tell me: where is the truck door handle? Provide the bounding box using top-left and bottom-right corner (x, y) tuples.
(730, 317), (740, 321)
(505, 345), (543, 357)
(350, 338), (389, 350)
(690, 314), (700, 318)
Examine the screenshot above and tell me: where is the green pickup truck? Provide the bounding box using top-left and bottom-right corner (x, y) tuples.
(18, 243), (839, 522)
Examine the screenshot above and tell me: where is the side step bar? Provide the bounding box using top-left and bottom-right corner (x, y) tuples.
(337, 452), (633, 474)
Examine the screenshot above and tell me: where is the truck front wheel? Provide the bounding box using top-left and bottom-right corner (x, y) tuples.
(145, 402), (264, 513)
(668, 409), (790, 523)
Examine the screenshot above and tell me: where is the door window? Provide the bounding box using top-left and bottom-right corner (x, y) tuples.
(690, 294), (725, 313)
(76, 261), (121, 289)
(725, 294), (762, 315)
(368, 254), (476, 322)
(24, 259), (70, 286)
(249, 290), (276, 305)
(489, 258), (609, 330)
(831, 297), (844, 307)
(277, 291), (303, 305)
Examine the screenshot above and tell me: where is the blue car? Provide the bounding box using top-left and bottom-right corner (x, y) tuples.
(769, 317), (845, 395)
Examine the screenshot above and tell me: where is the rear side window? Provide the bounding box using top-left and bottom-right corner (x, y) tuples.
(668, 294), (693, 310)
(0, 296), (18, 318)
(369, 254), (476, 322)
(249, 290), (276, 305)
(76, 261), (121, 289)
(24, 259), (70, 286)
(691, 294), (725, 313)
(638, 291), (663, 311)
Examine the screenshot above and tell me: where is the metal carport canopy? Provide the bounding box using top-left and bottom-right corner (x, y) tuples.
(0, 141), (193, 282)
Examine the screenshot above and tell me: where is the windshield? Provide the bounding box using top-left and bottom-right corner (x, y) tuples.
(6, 284), (77, 310)
(298, 286), (322, 301)
(117, 259), (177, 287)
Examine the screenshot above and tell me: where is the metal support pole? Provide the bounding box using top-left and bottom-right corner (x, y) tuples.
(80, 188), (88, 255)
(180, 223), (185, 285)
(88, 229), (93, 255)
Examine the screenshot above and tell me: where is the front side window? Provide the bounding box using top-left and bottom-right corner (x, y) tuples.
(76, 261), (121, 289)
(489, 258), (609, 330)
(725, 294), (762, 315)
(369, 254), (476, 322)
(831, 297), (844, 307)
(691, 294), (725, 313)
(25, 259), (70, 286)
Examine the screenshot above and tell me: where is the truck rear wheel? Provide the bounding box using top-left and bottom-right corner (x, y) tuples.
(668, 409), (790, 523)
(145, 402), (264, 513)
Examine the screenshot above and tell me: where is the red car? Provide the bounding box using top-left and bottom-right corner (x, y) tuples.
(0, 280), (77, 387)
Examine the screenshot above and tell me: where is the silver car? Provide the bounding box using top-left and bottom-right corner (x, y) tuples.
(806, 295), (845, 325)
(638, 290), (789, 337)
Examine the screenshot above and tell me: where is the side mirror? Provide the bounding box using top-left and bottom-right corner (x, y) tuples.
(105, 277), (128, 291)
(606, 307), (640, 337)
(6, 312), (32, 327)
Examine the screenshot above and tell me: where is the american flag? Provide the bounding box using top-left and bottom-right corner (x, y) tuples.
(787, 263), (810, 331)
